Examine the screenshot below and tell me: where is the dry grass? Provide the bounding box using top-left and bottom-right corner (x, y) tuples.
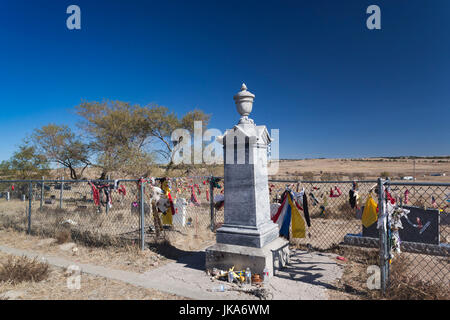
(326, 246), (383, 299)
(55, 229), (71, 244)
(0, 229), (169, 273)
(0, 252), (185, 300)
(327, 245), (449, 300)
(0, 255), (49, 285)
(385, 255), (450, 300)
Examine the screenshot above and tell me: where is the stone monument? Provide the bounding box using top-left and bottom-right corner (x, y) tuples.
(205, 84), (289, 278)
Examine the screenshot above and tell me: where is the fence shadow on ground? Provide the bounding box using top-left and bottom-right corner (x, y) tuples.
(273, 250), (339, 291)
(146, 240), (206, 271)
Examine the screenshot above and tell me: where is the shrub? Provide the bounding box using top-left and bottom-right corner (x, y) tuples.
(0, 256), (49, 284)
(302, 171), (314, 180)
(380, 171), (390, 178)
(55, 228), (72, 244)
(320, 172), (334, 181)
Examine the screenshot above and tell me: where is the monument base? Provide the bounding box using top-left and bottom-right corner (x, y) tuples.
(216, 221), (280, 248)
(205, 237), (289, 278)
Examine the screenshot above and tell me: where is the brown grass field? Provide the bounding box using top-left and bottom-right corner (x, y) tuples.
(8, 157), (449, 182)
(268, 158), (450, 182)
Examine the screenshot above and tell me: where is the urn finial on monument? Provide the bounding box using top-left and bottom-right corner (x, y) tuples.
(233, 83), (255, 125)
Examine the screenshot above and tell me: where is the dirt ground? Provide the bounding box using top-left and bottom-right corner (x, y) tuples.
(0, 251), (185, 300)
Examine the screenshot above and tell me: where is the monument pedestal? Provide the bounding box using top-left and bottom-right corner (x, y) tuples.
(206, 237), (289, 278)
(205, 83), (289, 278)
(215, 221), (279, 248)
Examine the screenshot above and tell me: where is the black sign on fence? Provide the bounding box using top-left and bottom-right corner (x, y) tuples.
(362, 205), (440, 245)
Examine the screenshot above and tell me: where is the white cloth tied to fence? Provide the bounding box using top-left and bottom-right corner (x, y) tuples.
(387, 202), (410, 255)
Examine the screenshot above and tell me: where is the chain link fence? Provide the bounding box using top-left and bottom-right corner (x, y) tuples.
(378, 180), (449, 298)
(267, 179), (378, 250)
(264, 178), (449, 298)
(0, 177), (218, 252)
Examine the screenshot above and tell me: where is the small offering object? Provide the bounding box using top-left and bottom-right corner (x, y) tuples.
(251, 274), (262, 283)
(336, 256), (347, 262)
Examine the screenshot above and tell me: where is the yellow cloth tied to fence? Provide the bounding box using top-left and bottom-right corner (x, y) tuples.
(288, 193), (306, 238)
(161, 180), (173, 225)
(161, 206), (173, 225)
(362, 195), (378, 228)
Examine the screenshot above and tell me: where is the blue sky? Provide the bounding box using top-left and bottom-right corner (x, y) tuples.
(0, 0), (448, 161)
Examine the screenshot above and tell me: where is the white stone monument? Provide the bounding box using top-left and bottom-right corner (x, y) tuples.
(205, 84), (289, 278)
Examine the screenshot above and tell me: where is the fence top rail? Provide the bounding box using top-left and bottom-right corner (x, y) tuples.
(268, 179), (379, 184)
(385, 181), (450, 187)
(0, 176), (216, 184)
(0, 178), (448, 187)
(0, 179), (140, 184)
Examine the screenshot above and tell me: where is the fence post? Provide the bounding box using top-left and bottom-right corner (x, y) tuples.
(140, 179), (145, 251)
(106, 175), (110, 215)
(60, 176), (64, 209)
(40, 176), (44, 211)
(377, 178), (388, 295)
(385, 178), (391, 288)
(209, 176), (215, 232)
(28, 181), (32, 234)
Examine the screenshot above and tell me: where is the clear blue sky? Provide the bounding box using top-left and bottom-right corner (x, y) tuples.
(0, 0), (448, 161)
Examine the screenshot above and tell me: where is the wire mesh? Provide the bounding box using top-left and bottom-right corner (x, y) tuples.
(268, 180), (378, 250)
(145, 176), (216, 250)
(0, 177), (217, 251)
(267, 179), (449, 297)
(384, 182), (450, 296)
(0, 181), (30, 233)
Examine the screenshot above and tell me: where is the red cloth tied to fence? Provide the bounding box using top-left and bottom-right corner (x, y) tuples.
(118, 185), (126, 196)
(167, 191), (176, 215)
(385, 190), (396, 204)
(89, 182), (100, 206)
(190, 185), (201, 205)
(206, 188), (210, 201)
(330, 186), (342, 197)
(269, 184), (275, 194)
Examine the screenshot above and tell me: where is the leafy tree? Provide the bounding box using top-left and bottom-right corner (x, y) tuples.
(75, 100), (158, 178)
(31, 124), (91, 180)
(75, 100), (210, 177)
(0, 144), (49, 180)
(141, 106), (211, 173)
